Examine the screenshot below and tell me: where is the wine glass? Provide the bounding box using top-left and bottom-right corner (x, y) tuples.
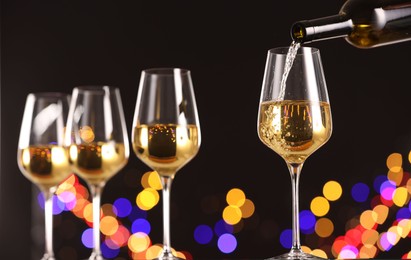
(257, 45), (332, 259)
(64, 86), (130, 260)
(17, 92), (72, 260)
(132, 68), (201, 260)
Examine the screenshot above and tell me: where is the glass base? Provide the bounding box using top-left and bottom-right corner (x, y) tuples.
(153, 252), (185, 260)
(153, 256), (185, 260)
(266, 251), (327, 260)
(87, 252), (106, 260)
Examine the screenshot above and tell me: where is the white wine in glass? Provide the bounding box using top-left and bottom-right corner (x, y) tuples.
(257, 45), (332, 259)
(132, 68), (201, 260)
(65, 86), (129, 260)
(17, 92), (72, 260)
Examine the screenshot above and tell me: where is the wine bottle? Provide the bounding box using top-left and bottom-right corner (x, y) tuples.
(291, 0), (411, 48)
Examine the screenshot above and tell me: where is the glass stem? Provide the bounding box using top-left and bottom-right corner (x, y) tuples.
(160, 176), (174, 257)
(90, 184), (104, 259)
(288, 163), (303, 254)
(43, 189), (55, 260)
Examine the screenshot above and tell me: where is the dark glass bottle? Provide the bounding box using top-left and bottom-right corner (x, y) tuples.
(291, 0), (411, 48)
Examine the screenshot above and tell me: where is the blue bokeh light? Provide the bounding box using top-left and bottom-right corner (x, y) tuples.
(131, 218), (151, 235)
(299, 210), (316, 234)
(280, 229), (292, 249)
(194, 224), (213, 245)
(81, 228), (94, 248)
(128, 206), (147, 222)
(217, 233), (237, 254)
(373, 175), (388, 193)
(351, 182), (370, 203)
(396, 207), (411, 220)
(113, 197), (132, 218)
(102, 241), (120, 258)
(214, 219), (233, 237)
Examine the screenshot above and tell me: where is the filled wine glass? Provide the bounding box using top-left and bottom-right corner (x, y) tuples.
(257, 45), (332, 259)
(65, 86), (129, 260)
(17, 92), (72, 260)
(132, 68), (201, 260)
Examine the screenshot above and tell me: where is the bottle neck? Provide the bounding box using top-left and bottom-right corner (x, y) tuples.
(291, 15), (354, 43)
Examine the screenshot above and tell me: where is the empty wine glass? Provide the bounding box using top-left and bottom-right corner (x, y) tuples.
(257, 45), (332, 259)
(65, 86), (130, 260)
(132, 68), (201, 260)
(17, 92), (72, 260)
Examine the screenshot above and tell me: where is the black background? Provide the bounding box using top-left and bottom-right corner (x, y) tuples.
(2, 0), (411, 259)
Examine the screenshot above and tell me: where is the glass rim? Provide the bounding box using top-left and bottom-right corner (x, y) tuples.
(73, 85), (119, 93)
(28, 92), (70, 98)
(142, 67), (191, 76)
(268, 46), (320, 55)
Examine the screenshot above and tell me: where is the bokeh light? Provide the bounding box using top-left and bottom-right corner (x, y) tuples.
(351, 182), (370, 203)
(280, 229), (292, 249)
(194, 224), (213, 245)
(81, 228), (94, 249)
(323, 180), (342, 201)
(310, 196), (330, 217)
(217, 233), (237, 254)
(100, 216), (119, 236)
(387, 153), (402, 173)
(214, 219), (234, 237)
(128, 232), (151, 253)
(226, 188), (246, 207)
(299, 210), (316, 234)
(315, 217), (334, 238)
(223, 205), (242, 225)
(131, 218), (151, 235)
(136, 188), (160, 210)
(240, 199), (255, 218)
(113, 197), (132, 218)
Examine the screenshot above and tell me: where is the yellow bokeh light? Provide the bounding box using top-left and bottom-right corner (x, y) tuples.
(72, 198), (89, 218)
(311, 249), (328, 259)
(136, 188), (160, 211)
(362, 229), (379, 247)
(387, 227), (401, 245)
(360, 210), (377, 230)
(80, 126), (95, 143)
(174, 251), (186, 259)
(387, 168), (403, 186)
(393, 187), (408, 207)
(409, 150), (411, 164)
(57, 174), (76, 191)
(301, 246), (311, 253)
(240, 199), (255, 218)
(226, 188), (246, 207)
(83, 203), (94, 223)
(128, 232), (151, 253)
(359, 245), (377, 258)
(145, 244), (163, 259)
(141, 171), (151, 189)
(386, 153), (402, 173)
(398, 219), (411, 238)
(100, 216), (119, 236)
(223, 205), (242, 225)
(322, 181), (342, 201)
(407, 178), (411, 195)
(310, 196), (330, 217)
(148, 171), (162, 190)
(315, 217), (334, 238)
(373, 205), (389, 224)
